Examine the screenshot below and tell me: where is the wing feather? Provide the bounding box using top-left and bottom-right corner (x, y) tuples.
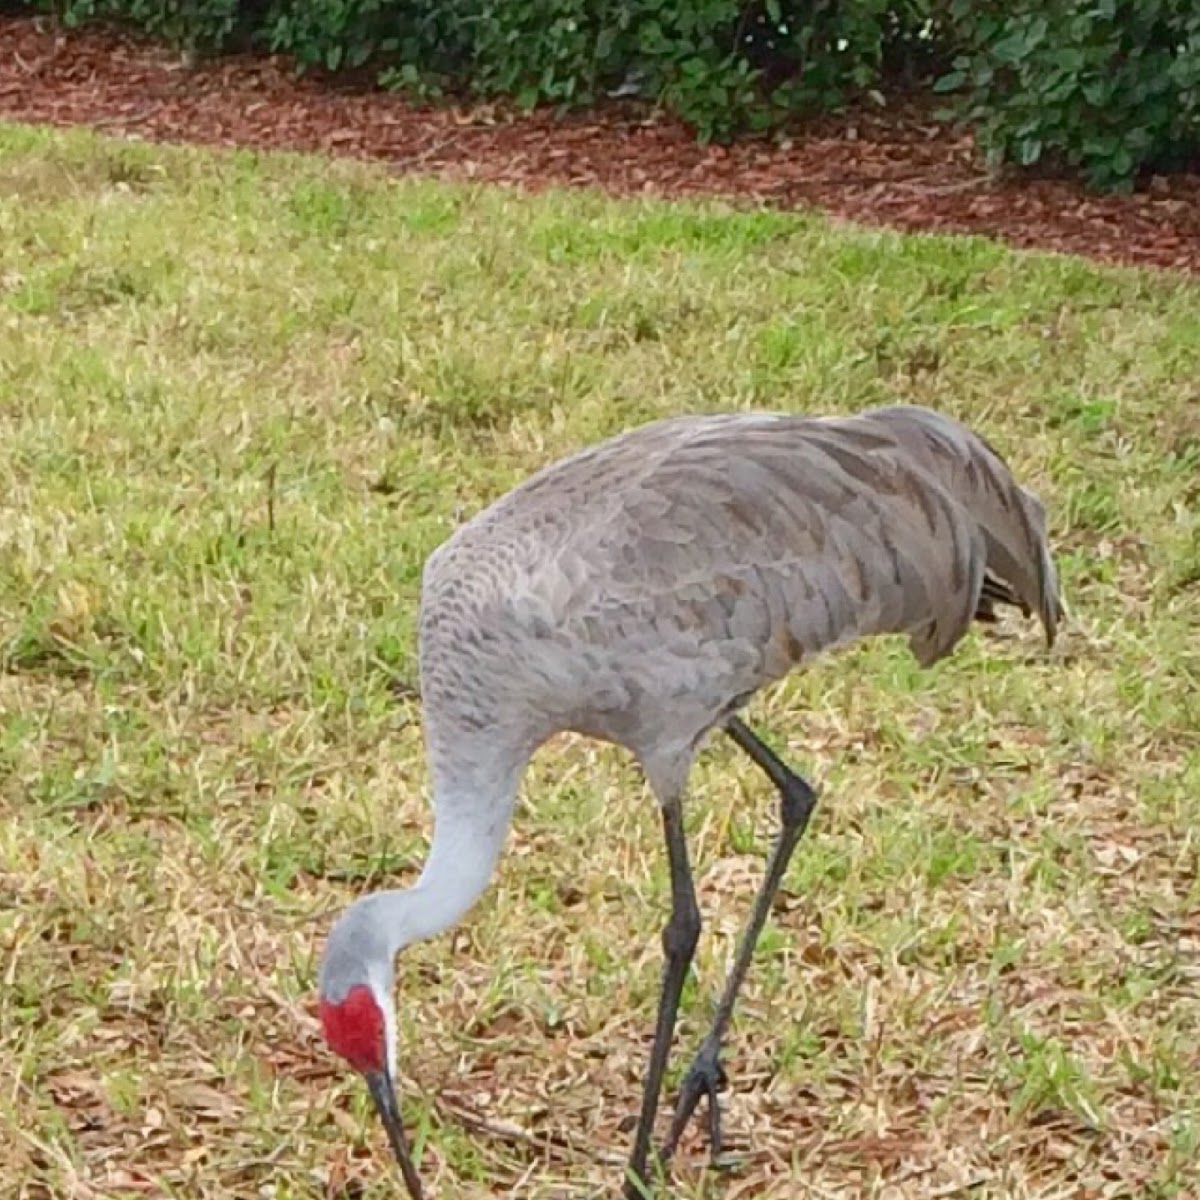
(421, 406), (1060, 752)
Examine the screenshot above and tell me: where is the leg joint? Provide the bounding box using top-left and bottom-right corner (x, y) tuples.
(780, 774), (817, 829)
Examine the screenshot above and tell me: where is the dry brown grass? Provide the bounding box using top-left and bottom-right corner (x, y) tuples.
(1, 121), (1197, 1199)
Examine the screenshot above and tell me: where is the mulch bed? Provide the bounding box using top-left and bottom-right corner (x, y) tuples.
(1, 15), (1199, 275)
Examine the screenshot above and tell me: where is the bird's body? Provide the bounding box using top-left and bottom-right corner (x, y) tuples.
(318, 405), (1060, 1199)
(419, 405), (1056, 797)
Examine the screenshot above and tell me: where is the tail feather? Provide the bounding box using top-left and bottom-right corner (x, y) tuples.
(863, 406), (1062, 648)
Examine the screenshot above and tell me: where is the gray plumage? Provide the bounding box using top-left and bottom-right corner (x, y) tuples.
(418, 404), (1059, 801)
(319, 402), (1061, 1199)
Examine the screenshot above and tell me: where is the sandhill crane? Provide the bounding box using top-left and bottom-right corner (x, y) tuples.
(317, 404), (1061, 1199)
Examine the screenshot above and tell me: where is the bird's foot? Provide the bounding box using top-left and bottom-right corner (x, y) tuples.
(659, 1038), (729, 1165)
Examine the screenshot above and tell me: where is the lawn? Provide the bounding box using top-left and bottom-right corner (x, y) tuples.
(1, 120), (1198, 1200)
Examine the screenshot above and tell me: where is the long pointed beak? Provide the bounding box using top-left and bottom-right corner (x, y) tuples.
(364, 1068), (426, 1200)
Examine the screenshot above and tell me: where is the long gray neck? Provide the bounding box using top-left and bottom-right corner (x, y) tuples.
(355, 738), (528, 962)
(321, 712), (536, 1017)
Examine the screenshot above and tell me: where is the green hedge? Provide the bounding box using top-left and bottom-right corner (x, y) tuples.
(265, 0), (936, 142)
(46, 0), (245, 52)
(935, 0), (1200, 190)
(34, 1), (1200, 189)
(34, 0), (939, 139)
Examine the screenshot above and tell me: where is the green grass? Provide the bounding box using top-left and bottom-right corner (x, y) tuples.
(1, 120), (1199, 1199)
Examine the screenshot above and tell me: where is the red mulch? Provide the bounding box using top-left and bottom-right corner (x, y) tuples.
(2, 16), (1199, 275)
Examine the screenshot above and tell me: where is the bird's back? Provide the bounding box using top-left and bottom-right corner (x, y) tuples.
(418, 407), (1059, 791)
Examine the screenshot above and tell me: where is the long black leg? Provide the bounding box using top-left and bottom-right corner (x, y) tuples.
(625, 796), (701, 1199)
(660, 717), (817, 1164)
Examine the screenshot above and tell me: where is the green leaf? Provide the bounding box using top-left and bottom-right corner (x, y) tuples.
(1026, 15), (1049, 49)
(1017, 135), (1043, 165)
(991, 32), (1030, 65)
(1110, 145), (1134, 178)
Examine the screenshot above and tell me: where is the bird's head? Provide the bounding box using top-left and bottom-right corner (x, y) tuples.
(318, 901), (426, 1200)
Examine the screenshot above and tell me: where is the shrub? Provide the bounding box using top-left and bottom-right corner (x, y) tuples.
(262, 0), (935, 139)
(935, 0), (1200, 189)
(50, 0), (245, 53)
(33, 0), (937, 139)
(23, 0), (1200, 189)
(641, 0), (935, 139)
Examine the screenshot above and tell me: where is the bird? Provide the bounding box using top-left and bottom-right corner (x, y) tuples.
(316, 403), (1061, 1199)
